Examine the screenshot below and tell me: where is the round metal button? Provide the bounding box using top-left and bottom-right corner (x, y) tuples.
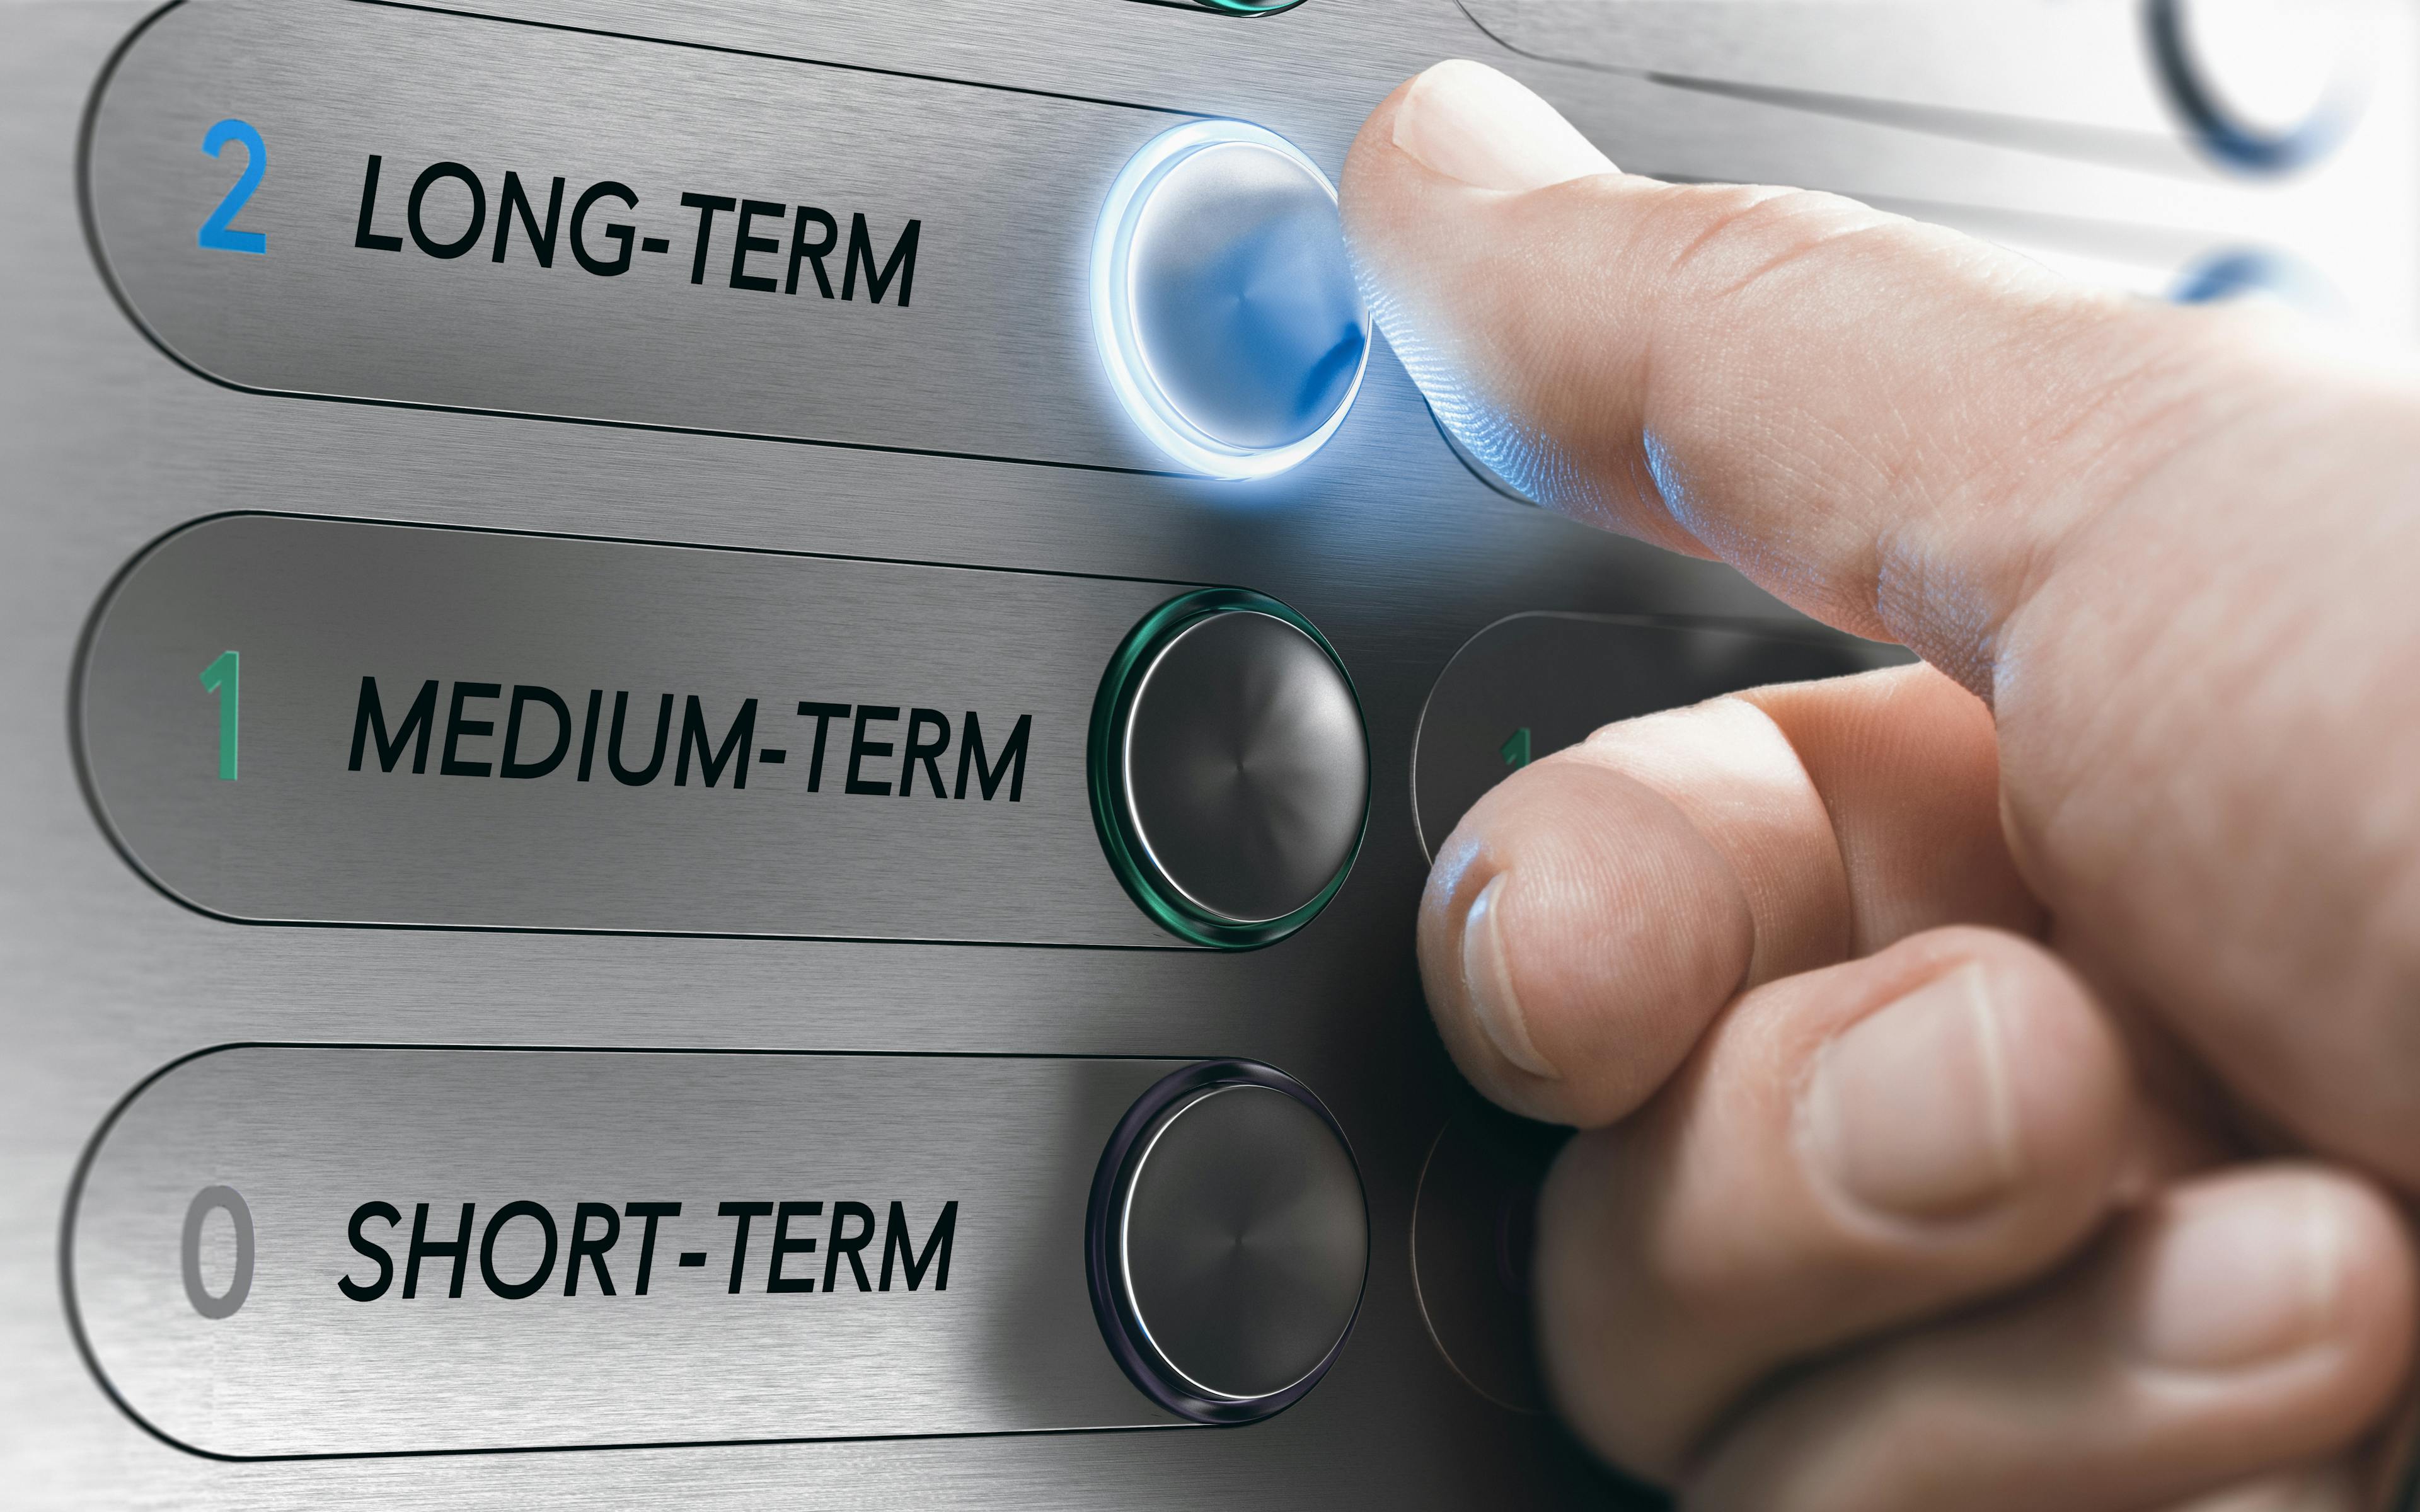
(1090, 590), (1369, 948)
(1087, 1062), (1368, 1423)
(1092, 120), (1369, 479)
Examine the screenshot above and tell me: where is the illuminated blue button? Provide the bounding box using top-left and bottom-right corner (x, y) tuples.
(2150, 0), (2366, 175)
(1092, 121), (1369, 480)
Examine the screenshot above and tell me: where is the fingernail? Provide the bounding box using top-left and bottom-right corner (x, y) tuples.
(1462, 874), (1557, 1079)
(1802, 963), (2024, 1221)
(2131, 1183), (2342, 1371)
(1392, 59), (1618, 193)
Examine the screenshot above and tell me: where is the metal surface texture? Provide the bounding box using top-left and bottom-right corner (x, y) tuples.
(1117, 1083), (1367, 1404)
(84, 0), (1185, 471)
(3, 1), (2414, 1509)
(79, 513), (1189, 944)
(1412, 613), (1913, 860)
(71, 1046), (1182, 1455)
(1120, 608), (1368, 927)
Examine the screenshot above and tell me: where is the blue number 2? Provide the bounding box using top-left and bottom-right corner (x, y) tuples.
(197, 118), (267, 255)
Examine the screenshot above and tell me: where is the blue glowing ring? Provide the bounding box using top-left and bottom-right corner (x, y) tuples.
(2169, 247), (2341, 315)
(2146, 0), (2359, 176)
(1091, 120), (1368, 481)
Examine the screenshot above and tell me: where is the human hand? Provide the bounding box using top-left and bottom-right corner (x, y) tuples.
(1344, 59), (2420, 1511)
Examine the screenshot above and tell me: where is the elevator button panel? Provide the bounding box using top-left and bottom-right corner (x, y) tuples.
(68, 1046), (1297, 1456)
(81, 0), (1354, 474)
(78, 515), (1361, 946)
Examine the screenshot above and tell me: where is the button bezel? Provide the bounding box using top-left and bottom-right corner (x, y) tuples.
(1087, 588), (1368, 949)
(1090, 119), (1368, 479)
(2147, 0), (2363, 175)
(1083, 1058), (1367, 1426)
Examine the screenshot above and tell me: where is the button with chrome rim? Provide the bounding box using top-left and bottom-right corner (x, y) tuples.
(1091, 119), (1369, 479)
(1086, 1060), (1368, 1424)
(1088, 588), (1369, 949)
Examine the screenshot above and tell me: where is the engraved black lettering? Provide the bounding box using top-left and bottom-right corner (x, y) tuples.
(608, 691), (674, 786)
(500, 685), (572, 779)
(785, 205), (839, 297)
(622, 1201), (680, 1296)
(843, 214), (919, 306)
(681, 192), (737, 285)
(767, 1200), (824, 1293)
(407, 161), (487, 260)
(900, 708), (950, 797)
(563, 1201), (620, 1296)
(403, 1201), (475, 1299)
(577, 688), (603, 782)
(730, 199), (783, 292)
(879, 1200), (956, 1291)
(493, 171), (565, 266)
(570, 181), (638, 276)
(676, 696), (757, 788)
(954, 711), (1030, 801)
(795, 702), (850, 792)
(349, 676), (438, 774)
(338, 1200), (401, 1302)
(353, 154), (403, 251)
(822, 1200), (876, 1292)
(718, 1200), (773, 1293)
(440, 681), (501, 777)
(479, 1200), (559, 1300)
(846, 706), (900, 796)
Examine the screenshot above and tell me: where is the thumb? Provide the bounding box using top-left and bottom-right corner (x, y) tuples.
(1341, 59), (2228, 696)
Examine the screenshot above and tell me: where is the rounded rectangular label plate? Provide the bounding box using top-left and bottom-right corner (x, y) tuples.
(83, 0), (1197, 471)
(67, 1046), (1188, 1457)
(77, 514), (1189, 944)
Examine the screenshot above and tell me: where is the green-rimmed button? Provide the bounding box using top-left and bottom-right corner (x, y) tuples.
(1197, 0), (1309, 14)
(1090, 590), (1368, 949)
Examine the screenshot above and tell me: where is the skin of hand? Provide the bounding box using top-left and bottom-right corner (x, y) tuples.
(1342, 60), (2420, 1512)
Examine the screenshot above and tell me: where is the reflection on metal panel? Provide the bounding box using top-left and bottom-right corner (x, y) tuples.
(68, 1046), (1187, 1456)
(1412, 613), (1910, 858)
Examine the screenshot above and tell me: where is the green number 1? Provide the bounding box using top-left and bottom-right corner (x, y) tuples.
(1500, 726), (1532, 770)
(200, 650), (239, 781)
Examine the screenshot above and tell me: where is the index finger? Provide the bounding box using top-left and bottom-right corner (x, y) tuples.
(1340, 59), (2251, 693)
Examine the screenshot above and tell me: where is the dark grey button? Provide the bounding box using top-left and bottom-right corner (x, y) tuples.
(1122, 609), (1367, 926)
(1120, 1083), (1368, 1406)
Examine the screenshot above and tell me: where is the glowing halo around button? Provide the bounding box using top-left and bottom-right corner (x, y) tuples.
(1091, 120), (1370, 481)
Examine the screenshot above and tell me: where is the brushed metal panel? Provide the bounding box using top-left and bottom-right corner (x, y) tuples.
(84, 0), (1195, 471)
(8, 1), (2415, 1509)
(68, 1045), (1187, 1455)
(1455, 0), (2331, 137)
(78, 513), (1194, 944)
(456, 0), (2416, 334)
